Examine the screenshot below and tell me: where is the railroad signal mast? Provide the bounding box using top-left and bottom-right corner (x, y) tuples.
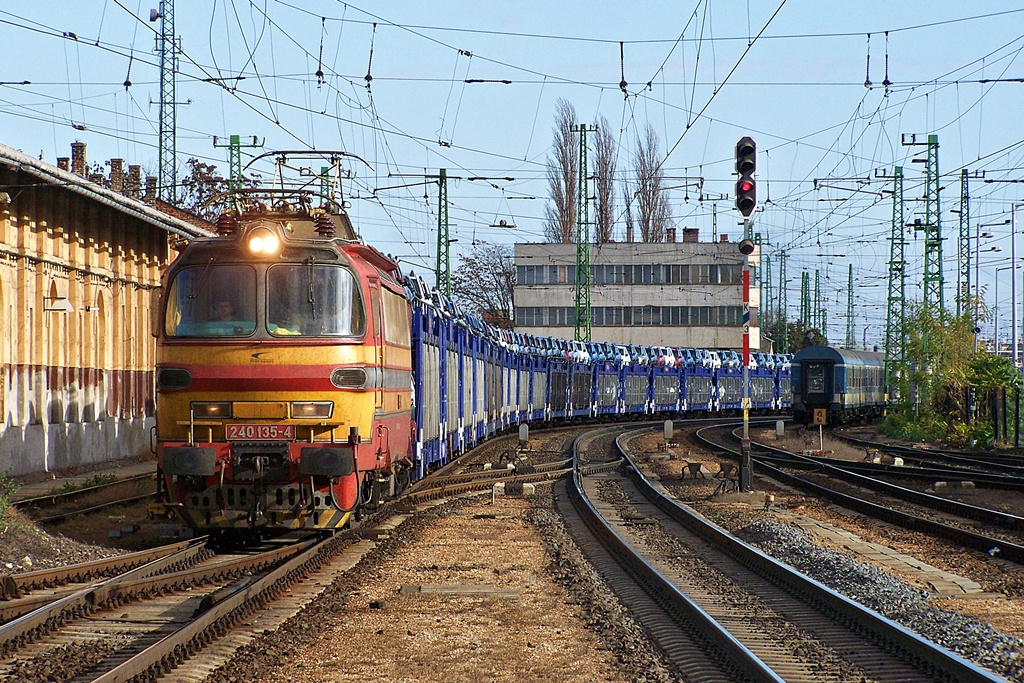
(735, 136), (757, 492)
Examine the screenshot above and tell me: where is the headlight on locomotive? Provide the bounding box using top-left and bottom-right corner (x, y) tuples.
(247, 227), (281, 256)
(290, 401), (333, 418)
(191, 401), (233, 418)
(157, 368), (192, 390)
(331, 367), (367, 388)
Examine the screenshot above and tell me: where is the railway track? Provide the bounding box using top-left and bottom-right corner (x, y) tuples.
(14, 474), (157, 525)
(563, 423), (1006, 683)
(694, 423), (1024, 564)
(0, 428), (597, 682)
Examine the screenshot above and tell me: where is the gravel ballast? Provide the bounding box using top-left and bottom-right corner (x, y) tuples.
(738, 520), (1024, 682)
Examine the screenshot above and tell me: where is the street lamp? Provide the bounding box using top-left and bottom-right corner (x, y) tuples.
(994, 262), (1022, 355)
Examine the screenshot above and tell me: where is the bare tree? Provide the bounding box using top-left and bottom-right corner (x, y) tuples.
(450, 242), (516, 328)
(633, 124), (672, 242)
(592, 115), (617, 243)
(621, 182), (635, 242)
(544, 98), (578, 243)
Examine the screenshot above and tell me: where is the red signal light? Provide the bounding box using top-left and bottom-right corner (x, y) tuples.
(739, 180), (753, 192)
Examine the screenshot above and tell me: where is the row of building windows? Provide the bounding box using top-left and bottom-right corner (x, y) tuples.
(516, 263), (745, 286)
(516, 305), (755, 328)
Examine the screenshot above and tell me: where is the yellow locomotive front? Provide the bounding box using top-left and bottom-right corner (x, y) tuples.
(152, 193), (412, 539)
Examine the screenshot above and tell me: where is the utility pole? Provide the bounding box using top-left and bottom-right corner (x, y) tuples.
(778, 250), (788, 353)
(845, 263), (855, 348)
(903, 134), (943, 311)
(574, 124), (593, 342)
(154, 0), (177, 203)
(958, 169), (970, 317)
(763, 254), (773, 333)
(437, 168), (450, 295)
(814, 269), (822, 331)
(381, 171), (513, 297)
(800, 271), (810, 329)
(213, 135), (262, 208)
(883, 166), (906, 399)
(213, 135), (262, 190)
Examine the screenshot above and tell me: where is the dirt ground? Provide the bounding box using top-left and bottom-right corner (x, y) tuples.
(0, 508), (125, 574)
(207, 491), (676, 683)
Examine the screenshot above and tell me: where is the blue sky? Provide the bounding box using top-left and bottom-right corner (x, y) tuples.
(2, 2), (1024, 346)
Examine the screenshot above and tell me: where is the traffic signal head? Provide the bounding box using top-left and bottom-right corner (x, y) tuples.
(735, 136), (757, 219)
(735, 136), (756, 175)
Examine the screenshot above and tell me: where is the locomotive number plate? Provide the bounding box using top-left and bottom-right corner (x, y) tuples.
(226, 424), (296, 440)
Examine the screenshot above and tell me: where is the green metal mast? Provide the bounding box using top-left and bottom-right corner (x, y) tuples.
(846, 263), (855, 348)
(903, 134), (943, 310)
(436, 168), (451, 296)
(574, 124), (592, 341)
(884, 167), (906, 397)
(156, 0), (177, 203)
(320, 166), (331, 202)
(213, 135), (262, 207)
(958, 168), (970, 317)
(800, 271), (810, 328)
(814, 269), (821, 331)
(763, 254), (773, 330)
(778, 250), (788, 353)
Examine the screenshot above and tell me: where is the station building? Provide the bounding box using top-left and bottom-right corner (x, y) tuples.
(513, 228), (761, 350)
(0, 142), (212, 476)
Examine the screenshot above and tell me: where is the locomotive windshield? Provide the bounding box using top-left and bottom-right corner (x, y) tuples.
(266, 264), (365, 337)
(163, 262), (365, 338)
(164, 264), (258, 337)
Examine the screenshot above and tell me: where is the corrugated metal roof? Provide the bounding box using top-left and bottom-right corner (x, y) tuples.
(0, 142), (215, 239)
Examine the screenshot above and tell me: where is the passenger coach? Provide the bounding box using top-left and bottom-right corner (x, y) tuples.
(791, 346), (885, 425)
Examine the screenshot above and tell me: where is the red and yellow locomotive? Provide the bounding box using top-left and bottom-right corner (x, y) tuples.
(152, 189), (414, 538)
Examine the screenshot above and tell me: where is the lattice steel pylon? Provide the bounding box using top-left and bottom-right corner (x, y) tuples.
(763, 254), (773, 332)
(884, 166), (906, 397)
(574, 124), (592, 341)
(903, 134), (943, 310)
(846, 263), (855, 348)
(156, 0), (177, 204)
(814, 269), (822, 331)
(436, 168), (450, 296)
(798, 270), (806, 327)
(778, 250), (788, 353)
(958, 169), (971, 317)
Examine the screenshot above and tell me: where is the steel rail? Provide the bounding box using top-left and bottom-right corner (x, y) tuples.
(616, 427), (1005, 683)
(0, 541), (211, 656)
(0, 539), (195, 601)
(13, 473), (155, 509)
(698, 424), (1024, 564)
(567, 426), (785, 683)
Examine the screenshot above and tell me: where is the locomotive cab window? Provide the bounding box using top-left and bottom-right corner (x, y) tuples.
(267, 264), (365, 337)
(165, 264), (258, 337)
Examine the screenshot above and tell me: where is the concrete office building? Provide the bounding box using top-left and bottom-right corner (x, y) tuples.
(513, 228), (760, 350)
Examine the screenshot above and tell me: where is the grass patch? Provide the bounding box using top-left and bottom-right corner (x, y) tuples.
(52, 473), (120, 495)
(0, 471), (21, 524)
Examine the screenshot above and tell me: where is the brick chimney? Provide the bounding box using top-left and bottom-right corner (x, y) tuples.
(720, 234), (729, 243)
(144, 175), (158, 204)
(108, 159), (124, 193)
(126, 165), (142, 199)
(682, 228), (699, 243)
(666, 227), (676, 243)
(70, 142), (87, 176)
(57, 157), (70, 172)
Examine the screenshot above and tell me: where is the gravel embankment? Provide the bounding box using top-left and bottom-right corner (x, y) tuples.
(738, 520), (1024, 682)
